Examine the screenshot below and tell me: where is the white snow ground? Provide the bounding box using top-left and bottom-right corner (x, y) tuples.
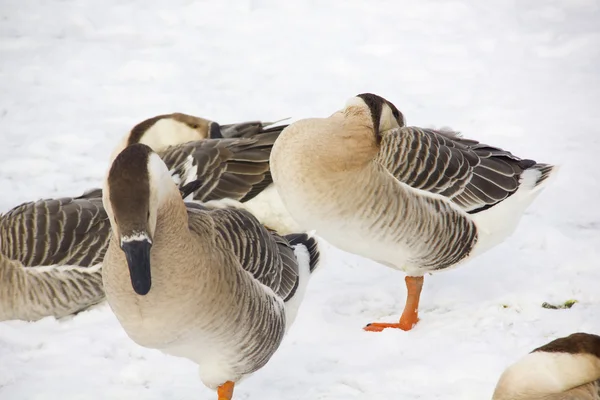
(0, 0), (599, 399)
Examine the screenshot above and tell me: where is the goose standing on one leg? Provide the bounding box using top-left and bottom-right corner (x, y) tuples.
(493, 333), (600, 400)
(101, 143), (320, 399)
(270, 92), (557, 332)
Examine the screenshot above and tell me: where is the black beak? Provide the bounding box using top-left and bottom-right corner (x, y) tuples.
(121, 239), (152, 295)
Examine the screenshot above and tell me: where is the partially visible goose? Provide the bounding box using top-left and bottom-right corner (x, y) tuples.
(0, 190), (109, 268)
(493, 333), (600, 400)
(270, 92), (558, 332)
(101, 143), (321, 400)
(0, 128), (290, 322)
(0, 252), (104, 322)
(0, 190), (109, 321)
(107, 112), (299, 234)
(115, 112), (288, 151)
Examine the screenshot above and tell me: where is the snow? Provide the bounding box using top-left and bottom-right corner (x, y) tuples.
(1, 0), (599, 399)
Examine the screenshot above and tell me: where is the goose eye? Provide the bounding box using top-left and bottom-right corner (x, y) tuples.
(190, 124), (199, 129)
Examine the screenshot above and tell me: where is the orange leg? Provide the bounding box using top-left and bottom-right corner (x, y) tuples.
(217, 381), (235, 400)
(364, 275), (424, 332)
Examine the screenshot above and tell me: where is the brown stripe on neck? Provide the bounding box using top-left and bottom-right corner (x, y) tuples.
(108, 144), (154, 235)
(356, 93), (383, 140)
(532, 333), (600, 360)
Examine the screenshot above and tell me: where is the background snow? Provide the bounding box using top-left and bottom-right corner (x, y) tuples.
(0, 0), (599, 399)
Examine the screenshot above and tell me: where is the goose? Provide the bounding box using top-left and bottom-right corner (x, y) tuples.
(105, 111), (300, 234)
(269, 92), (558, 332)
(118, 112), (289, 150)
(0, 191), (109, 321)
(101, 143), (321, 400)
(493, 333), (600, 400)
(0, 132), (277, 321)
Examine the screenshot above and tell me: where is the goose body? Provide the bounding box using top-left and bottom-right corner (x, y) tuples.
(0, 191), (109, 321)
(101, 143), (320, 399)
(270, 93), (557, 331)
(493, 333), (600, 400)
(111, 112), (300, 234)
(0, 124), (287, 322)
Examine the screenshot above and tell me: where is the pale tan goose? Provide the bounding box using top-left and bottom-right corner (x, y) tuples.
(116, 112), (288, 151)
(493, 333), (600, 400)
(270, 92), (558, 332)
(0, 133), (278, 321)
(100, 112), (299, 234)
(0, 190), (109, 321)
(101, 143), (321, 400)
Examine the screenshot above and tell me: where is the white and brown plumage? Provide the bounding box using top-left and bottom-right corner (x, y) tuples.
(493, 333), (600, 400)
(104, 112), (300, 234)
(0, 128), (286, 322)
(101, 143), (320, 400)
(270, 92), (558, 332)
(0, 191), (109, 321)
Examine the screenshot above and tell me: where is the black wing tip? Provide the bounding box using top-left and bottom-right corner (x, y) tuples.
(219, 119), (289, 139)
(284, 233), (320, 273)
(75, 187), (103, 199)
(179, 179), (204, 200)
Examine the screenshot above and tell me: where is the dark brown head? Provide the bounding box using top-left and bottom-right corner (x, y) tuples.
(343, 93), (405, 142)
(532, 332), (600, 359)
(103, 143), (177, 295)
(127, 112), (220, 150)
(492, 333), (600, 400)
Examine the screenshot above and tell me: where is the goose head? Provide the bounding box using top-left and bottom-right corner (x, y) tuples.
(343, 93), (405, 141)
(109, 113), (222, 164)
(103, 143), (181, 296)
(493, 332), (600, 400)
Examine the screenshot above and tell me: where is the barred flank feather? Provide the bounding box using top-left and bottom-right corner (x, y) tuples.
(0, 252), (104, 322)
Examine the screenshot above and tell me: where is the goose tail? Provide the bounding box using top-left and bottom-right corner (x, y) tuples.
(284, 232), (321, 273)
(520, 162), (560, 193)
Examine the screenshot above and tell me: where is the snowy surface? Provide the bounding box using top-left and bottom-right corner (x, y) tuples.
(1, 0), (599, 399)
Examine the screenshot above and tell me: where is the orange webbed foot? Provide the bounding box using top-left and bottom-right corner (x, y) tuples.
(363, 275), (424, 333)
(217, 381), (235, 400)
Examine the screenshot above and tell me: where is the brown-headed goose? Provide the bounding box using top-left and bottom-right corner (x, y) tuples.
(270, 92), (558, 332)
(0, 130), (274, 321)
(493, 333), (600, 400)
(0, 191), (109, 321)
(105, 112), (299, 234)
(101, 143), (320, 400)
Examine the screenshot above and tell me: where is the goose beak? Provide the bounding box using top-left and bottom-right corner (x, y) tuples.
(121, 239), (152, 295)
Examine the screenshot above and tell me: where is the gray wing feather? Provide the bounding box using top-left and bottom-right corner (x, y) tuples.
(0, 195), (110, 267)
(159, 131), (279, 203)
(377, 127), (537, 213)
(188, 206), (299, 302)
(219, 121), (288, 139)
(0, 253), (104, 321)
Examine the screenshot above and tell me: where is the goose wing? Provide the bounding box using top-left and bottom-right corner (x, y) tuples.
(188, 205), (299, 302)
(0, 193), (110, 267)
(218, 120), (289, 139)
(377, 126), (537, 213)
(159, 131), (280, 203)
